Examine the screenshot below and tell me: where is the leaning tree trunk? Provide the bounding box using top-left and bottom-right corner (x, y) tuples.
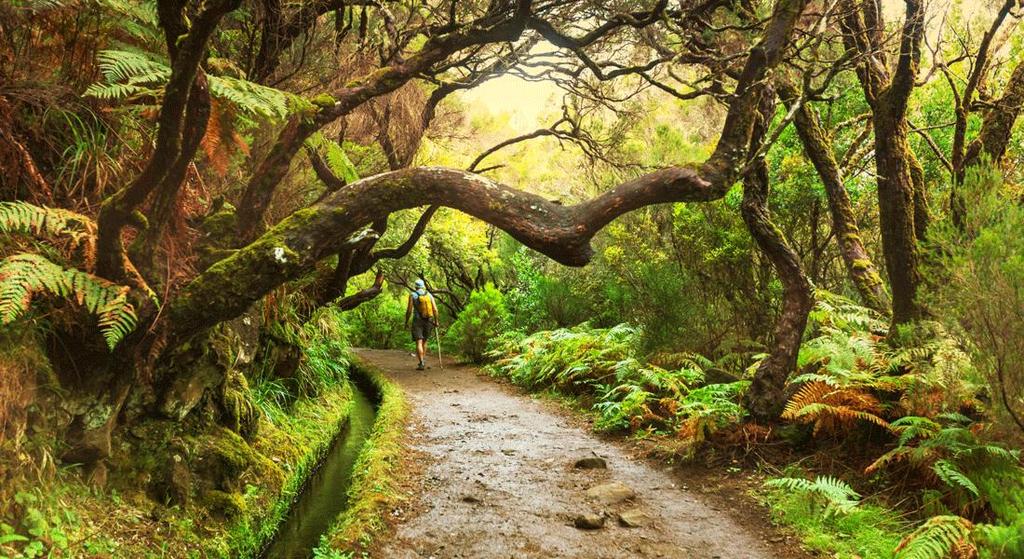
(779, 83), (889, 313)
(741, 88), (814, 421)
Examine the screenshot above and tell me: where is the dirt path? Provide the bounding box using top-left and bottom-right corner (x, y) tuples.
(360, 349), (798, 559)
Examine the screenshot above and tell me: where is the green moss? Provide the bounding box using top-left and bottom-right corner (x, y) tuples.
(221, 369), (260, 440)
(310, 93), (336, 108)
(192, 427), (255, 492)
(852, 259), (872, 271)
(203, 489), (247, 520)
(130, 209), (149, 229)
(315, 357), (410, 556)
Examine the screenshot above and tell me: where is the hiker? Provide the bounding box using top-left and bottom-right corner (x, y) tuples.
(405, 278), (439, 370)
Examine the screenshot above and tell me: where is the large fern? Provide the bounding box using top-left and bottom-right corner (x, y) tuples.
(85, 49), (294, 120)
(0, 253), (137, 349)
(782, 380), (891, 435)
(764, 475), (862, 516)
(0, 201), (97, 264)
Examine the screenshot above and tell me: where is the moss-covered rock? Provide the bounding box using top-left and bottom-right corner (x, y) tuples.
(220, 369), (260, 441)
(191, 427), (254, 493)
(202, 489), (247, 520)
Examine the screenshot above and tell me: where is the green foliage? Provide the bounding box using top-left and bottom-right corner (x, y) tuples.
(85, 49), (292, 120)
(786, 292), (984, 437)
(0, 201), (96, 262)
(296, 308), (351, 396)
(765, 476), (862, 516)
(343, 290), (408, 349)
(763, 475), (909, 559)
(488, 323), (747, 437)
(3, 490), (77, 558)
(867, 413), (1023, 522)
(894, 515), (975, 559)
(306, 134), (360, 185)
(0, 253), (136, 349)
(926, 162), (1024, 435)
(446, 283), (510, 363)
(974, 519), (1024, 558)
(487, 323), (638, 392)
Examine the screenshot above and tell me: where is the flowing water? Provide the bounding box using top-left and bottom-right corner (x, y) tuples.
(260, 380), (377, 559)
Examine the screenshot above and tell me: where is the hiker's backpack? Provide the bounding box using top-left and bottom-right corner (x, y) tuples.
(412, 290), (435, 319)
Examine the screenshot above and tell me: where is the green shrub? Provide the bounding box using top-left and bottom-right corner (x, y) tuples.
(342, 290), (408, 349)
(446, 283), (510, 362)
(488, 323), (747, 436)
(926, 163), (1024, 437)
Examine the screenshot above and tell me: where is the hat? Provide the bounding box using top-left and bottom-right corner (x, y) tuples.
(414, 279), (425, 289)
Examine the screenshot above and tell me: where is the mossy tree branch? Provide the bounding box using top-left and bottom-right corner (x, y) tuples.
(168, 0), (810, 349)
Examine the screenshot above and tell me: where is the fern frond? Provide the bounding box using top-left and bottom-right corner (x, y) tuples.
(895, 516), (975, 559)
(86, 49), (295, 122)
(766, 475), (861, 515)
(783, 381), (833, 419)
(0, 201), (96, 264)
(933, 460), (980, 497)
(306, 133), (360, 184)
(0, 253), (137, 349)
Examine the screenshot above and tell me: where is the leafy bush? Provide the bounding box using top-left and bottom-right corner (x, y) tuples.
(446, 283), (510, 363)
(343, 290), (408, 349)
(487, 323), (638, 391)
(488, 323), (747, 436)
(926, 163), (1024, 436)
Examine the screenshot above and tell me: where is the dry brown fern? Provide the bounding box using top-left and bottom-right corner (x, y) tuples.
(783, 381), (891, 435)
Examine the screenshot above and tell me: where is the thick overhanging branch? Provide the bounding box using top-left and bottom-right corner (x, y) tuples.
(169, 164), (716, 338)
(168, 0), (810, 341)
(234, 0), (688, 242)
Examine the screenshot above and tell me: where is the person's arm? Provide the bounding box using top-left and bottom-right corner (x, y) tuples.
(405, 294), (413, 327)
(430, 295), (439, 326)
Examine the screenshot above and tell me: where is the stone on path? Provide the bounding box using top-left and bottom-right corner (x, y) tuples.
(586, 481), (636, 504)
(573, 456), (607, 469)
(618, 508), (652, 528)
(574, 513), (606, 530)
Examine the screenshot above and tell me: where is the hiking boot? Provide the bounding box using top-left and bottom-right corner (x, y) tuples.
(416, 362), (425, 370)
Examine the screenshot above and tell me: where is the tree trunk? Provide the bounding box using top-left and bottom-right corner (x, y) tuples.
(873, 101), (923, 325)
(779, 84), (889, 313)
(741, 88), (814, 421)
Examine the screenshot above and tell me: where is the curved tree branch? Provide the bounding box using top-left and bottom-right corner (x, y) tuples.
(336, 269), (385, 311)
(169, 0), (810, 341)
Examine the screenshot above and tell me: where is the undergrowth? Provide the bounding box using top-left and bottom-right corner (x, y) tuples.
(487, 323), (748, 440)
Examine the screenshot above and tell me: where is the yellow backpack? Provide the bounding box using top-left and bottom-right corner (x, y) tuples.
(413, 290), (434, 319)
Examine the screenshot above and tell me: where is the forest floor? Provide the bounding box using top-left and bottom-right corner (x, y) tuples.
(358, 349), (811, 559)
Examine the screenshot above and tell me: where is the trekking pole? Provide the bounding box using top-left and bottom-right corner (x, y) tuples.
(434, 323), (444, 369)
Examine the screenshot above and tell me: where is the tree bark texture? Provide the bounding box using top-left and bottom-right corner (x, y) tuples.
(841, 0), (926, 326)
(778, 83), (889, 313)
(741, 88), (814, 421)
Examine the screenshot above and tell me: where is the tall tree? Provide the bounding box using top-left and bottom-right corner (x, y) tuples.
(841, 0), (927, 326)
